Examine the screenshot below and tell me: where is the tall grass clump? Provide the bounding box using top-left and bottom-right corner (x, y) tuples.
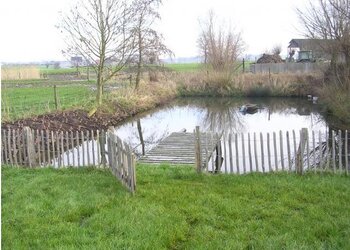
(107, 80), (177, 114)
(1, 66), (41, 80)
(320, 86), (350, 124)
(176, 70), (322, 97)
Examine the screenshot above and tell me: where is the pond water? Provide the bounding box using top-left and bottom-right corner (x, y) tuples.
(114, 97), (328, 157)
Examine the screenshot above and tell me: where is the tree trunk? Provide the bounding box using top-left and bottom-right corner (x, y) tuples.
(96, 70), (103, 106)
(135, 26), (142, 89)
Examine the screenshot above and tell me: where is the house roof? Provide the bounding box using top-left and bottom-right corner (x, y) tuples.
(288, 39), (333, 51)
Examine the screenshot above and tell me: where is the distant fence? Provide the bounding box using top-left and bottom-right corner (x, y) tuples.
(250, 62), (327, 74)
(195, 128), (349, 175)
(1, 127), (136, 192)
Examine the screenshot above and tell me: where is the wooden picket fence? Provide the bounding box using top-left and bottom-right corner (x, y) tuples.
(1, 126), (136, 192)
(196, 128), (349, 175)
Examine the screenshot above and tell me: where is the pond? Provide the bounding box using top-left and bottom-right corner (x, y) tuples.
(114, 97), (328, 157)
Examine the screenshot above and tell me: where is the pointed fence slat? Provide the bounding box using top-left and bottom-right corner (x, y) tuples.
(326, 131), (330, 170)
(37, 130), (41, 166)
(273, 132), (278, 170)
(312, 131), (316, 172)
(279, 130), (284, 171)
(76, 131), (80, 167)
(267, 133), (272, 172)
(12, 129), (18, 166)
(306, 129), (310, 171)
(254, 133), (258, 171)
(235, 133), (239, 173)
(66, 131), (70, 166)
(96, 130), (101, 166)
(46, 130), (51, 165)
(228, 134), (233, 173)
(87, 131), (91, 166)
(260, 133), (265, 173)
(292, 130), (297, 170)
(319, 131), (323, 170)
(345, 130), (348, 175)
(223, 134), (227, 173)
(3, 130), (8, 164)
(7, 129), (13, 165)
(60, 131), (64, 167)
(241, 133), (246, 173)
(41, 130), (46, 165)
(91, 130), (96, 166)
(248, 133), (253, 172)
(56, 131), (61, 168)
(17, 129), (23, 165)
(71, 131), (75, 166)
(338, 130), (342, 171)
(286, 131), (291, 171)
(332, 130), (336, 172)
(81, 131), (85, 166)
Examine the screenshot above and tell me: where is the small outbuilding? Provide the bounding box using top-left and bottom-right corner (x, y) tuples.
(288, 39), (334, 62)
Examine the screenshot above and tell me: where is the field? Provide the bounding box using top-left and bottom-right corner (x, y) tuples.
(2, 165), (350, 249)
(1, 85), (94, 121)
(165, 63), (203, 72)
(0, 63), (196, 121)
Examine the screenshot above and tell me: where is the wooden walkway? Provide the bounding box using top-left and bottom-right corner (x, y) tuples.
(140, 132), (218, 165)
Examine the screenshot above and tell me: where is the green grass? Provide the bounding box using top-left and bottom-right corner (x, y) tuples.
(2, 79), (95, 86)
(165, 63), (203, 72)
(1, 86), (93, 120)
(2, 165), (350, 249)
(39, 67), (78, 75)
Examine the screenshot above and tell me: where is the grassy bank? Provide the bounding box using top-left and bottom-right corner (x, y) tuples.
(318, 84), (350, 125)
(2, 165), (350, 249)
(176, 71), (323, 97)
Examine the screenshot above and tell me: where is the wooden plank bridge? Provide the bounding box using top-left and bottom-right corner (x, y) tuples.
(140, 132), (218, 165)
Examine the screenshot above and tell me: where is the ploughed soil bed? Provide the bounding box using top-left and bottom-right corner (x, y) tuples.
(1, 109), (135, 131)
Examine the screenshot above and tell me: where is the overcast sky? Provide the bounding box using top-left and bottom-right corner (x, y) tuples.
(0, 0), (308, 63)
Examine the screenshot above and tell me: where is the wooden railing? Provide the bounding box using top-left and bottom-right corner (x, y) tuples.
(195, 128), (349, 175)
(1, 126), (136, 193)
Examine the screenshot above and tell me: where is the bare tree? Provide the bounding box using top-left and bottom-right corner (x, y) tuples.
(59, 0), (136, 105)
(132, 0), (172, 88)
(198, 10), (244, 71)
(272, 44), (282, 55)
(297, 0), (350, 78)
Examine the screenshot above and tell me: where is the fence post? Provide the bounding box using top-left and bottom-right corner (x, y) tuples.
(23, 127), (36, 168)
(296, 128), (308, 175)
(195, 126), (202, 173)
(99, 130), (107, 167)
(54, 85), (58, 110)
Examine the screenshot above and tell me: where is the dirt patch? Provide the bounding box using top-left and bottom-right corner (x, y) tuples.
(257, 54), (283, 63)
(1, 109), (135, 132)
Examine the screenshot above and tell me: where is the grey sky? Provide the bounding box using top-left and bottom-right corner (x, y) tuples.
(0, 0), (307, 63)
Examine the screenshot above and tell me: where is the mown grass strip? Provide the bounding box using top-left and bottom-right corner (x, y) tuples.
(2, 165), (349, 249)
(1, 86), (93, 120)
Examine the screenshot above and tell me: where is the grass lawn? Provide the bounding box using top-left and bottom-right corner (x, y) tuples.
(165, 63), (203, 72)
(39, 67), (78, 75)
(1, 86), (93, 120)
(2, 164), (350, 249)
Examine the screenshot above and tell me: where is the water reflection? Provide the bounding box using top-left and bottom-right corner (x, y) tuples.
(115, 97), (328, 156)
